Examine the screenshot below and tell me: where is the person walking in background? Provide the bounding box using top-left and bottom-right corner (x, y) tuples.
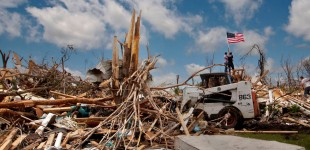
(300, 76), (310, 98)
(224, 52), (228, 72)
(227, 52), (234, 73)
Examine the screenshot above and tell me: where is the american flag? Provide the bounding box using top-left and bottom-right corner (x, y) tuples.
(227, 32), (245, 44)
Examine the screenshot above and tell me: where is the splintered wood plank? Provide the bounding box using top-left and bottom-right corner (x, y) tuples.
(61, 132), (71, 147)
(37, 141), (46, 149)
(0, 140), (12, 150)
(45, 133), (56, 148)
(0, 97), (114, 108)
(10, 134), (27, 150)
(4, 128), (18, 142)
(43, 107), (72, 113)
(176, 108), (190, 136)
(112, 36), (120, 90)
(187, 111), (204, 132)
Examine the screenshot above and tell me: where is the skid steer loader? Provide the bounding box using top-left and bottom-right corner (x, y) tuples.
(181, 72), (260, 129)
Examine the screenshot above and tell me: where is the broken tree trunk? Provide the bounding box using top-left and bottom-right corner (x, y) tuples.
(129, 10), (141, 75)
(123, 9), (136, 77)
(112, 36), (121, 104)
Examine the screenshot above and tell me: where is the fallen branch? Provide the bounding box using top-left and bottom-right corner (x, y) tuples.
(151, 64), (224, 90)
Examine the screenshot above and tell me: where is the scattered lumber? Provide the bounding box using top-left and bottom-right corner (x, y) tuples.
(233, 130), (298, 134)
(0, 9), (308, 150)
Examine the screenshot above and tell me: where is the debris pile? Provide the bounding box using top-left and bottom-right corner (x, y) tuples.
(0, 10), (193, 149)
(0, 10), (309, 150)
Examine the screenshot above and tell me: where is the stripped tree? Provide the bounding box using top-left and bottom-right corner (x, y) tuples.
(0, 50), (11, 68)
(240, 44), (267, 84)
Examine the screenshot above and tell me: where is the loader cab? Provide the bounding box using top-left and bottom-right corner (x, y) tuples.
(200, 73), (233, 88)
(199, 73), (234, 102)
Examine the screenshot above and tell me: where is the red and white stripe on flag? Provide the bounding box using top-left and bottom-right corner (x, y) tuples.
(227, 33), (245, 44)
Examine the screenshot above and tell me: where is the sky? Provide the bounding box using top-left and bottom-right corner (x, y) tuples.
(0, 0), (310, 86)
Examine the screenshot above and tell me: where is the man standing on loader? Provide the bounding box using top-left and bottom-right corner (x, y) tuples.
(224, 52), (228, 73)
(227, 52), (234, 73)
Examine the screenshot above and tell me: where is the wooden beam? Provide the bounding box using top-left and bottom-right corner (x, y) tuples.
(61, 133), (71, 147)
(45, 133), (56, 148)
(0, 140), (12, 150)
(35, 113), (55, 135)
(176, 108), (190, 136)
(187, 111), (204, 132)
(21, 139), (41, 150)
(50, 90), (76, 98)
(43, 107), (72, 113)
(283, 117), (310, 128)
(4, 128), (18, 142)
(0, 97), (115, 108)
(234, 130), (298, 134)
(36, 141), (46, 149)
(112, 36), (120, 89)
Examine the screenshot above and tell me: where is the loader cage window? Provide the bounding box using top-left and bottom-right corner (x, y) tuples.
(200, 73), (232, 88)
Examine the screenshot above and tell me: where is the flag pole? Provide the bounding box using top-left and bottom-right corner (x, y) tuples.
(227, 42), (231, 53)
(226, 33), (231, 53)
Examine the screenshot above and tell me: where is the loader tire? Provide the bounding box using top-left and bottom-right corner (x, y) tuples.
(218, 106), (243, 129)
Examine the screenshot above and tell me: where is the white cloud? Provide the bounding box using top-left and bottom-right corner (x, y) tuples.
(285, 0), (310, 41)
(265, 57), (274, 71)
(26, 0), (168, 50)
(152, 72), (177, 86)
(27, 3), (108, 50)
(194, 27), (227, 53)
(0, 10), (22, 37)
(156, 57), (175, 68)
(295, 44), (310, 49)
(0, 0), (26, 37)
(25, 23), (42, 42)
(126, 0), (202, 38)
(65, 67), (84, 78)
(217, 0), (263, 25)
(235, 26), (273, 55)
(0, 0), (27, 8)
(243, 63), (257, 77)
(185, 63), (207, 75)
(22, 0), (202, 49)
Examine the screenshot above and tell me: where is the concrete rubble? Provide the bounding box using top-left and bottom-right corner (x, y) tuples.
(175, 135), (305, 150)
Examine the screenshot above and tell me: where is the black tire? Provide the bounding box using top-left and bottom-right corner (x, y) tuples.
(218, 106), (244, 129)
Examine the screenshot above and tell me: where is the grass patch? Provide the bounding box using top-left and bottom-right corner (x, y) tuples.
(237, 133), (310, 150)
